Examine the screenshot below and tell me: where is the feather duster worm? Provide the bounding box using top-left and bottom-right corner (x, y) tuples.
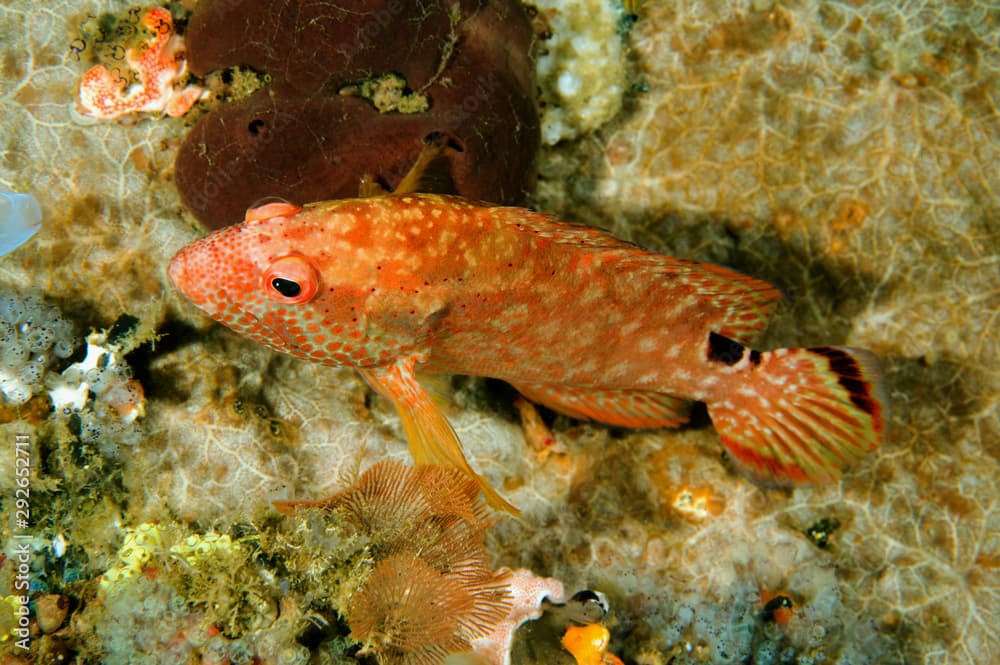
(275, 460), (512, 664)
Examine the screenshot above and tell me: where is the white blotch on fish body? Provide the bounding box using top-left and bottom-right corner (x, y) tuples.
(637, 336), (658, 353)
(663, 345), (682, 359)
(636, 371), (659, 385)
(619, 320), (642, 336)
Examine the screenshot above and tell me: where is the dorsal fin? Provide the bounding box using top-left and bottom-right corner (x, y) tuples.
(487, 206), (782, 344)
(671, 260), (781, 343)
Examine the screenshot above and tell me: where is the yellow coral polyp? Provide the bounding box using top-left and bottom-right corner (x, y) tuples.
(671, 485), (725, 522)
(170, 531), (237, 565)
(99, 524), (237, 593)
(120, 523), (162, 562)
(100, 523), (163, 592)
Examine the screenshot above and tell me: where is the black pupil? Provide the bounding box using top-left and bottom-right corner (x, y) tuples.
(271, 277), (302, 298)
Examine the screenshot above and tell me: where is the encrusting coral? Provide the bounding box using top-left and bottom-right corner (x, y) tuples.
(529, 0), (630, 145)
(74, 7), (202, 120)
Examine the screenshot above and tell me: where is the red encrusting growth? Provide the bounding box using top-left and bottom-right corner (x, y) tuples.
(76, 8), (203, 119)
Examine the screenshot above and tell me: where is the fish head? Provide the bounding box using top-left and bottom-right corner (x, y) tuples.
(169, 201), (342, 360)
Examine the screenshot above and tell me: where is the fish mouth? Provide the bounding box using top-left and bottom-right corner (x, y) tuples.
(167, 249), (193, 296)
(167, 247), (210, 308)
(167, 250), (184, 286)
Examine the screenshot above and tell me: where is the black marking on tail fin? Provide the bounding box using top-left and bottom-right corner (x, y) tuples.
(749, 349), (762, 366)
(811, 347), (877, 416)
(707, 332), (745, 365)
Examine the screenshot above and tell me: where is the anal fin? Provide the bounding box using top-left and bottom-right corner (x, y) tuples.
(512, 382), (692, 429)
(359, 359), (520, 516)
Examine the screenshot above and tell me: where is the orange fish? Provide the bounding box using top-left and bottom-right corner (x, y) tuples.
(169, 194), (886, 514)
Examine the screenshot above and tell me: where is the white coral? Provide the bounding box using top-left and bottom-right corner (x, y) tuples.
(467, 568), (566, 665)
(47, 331), (145, 451)
(533, 0), (629, 144)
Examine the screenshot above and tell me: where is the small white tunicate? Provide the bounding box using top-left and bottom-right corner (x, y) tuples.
(0, 293), (27, 323)
(228, 639), (253, 665)
(1, 343), (28, 367)
(3, 382), (32, 405)
(0, 191), (42, 256)
(53, 339), (75, 358)
(167, 592), (189, 617)
(59, 367), (83, 385)
(102, 384), (127, 406)
(186, 623), (212, 647)
(17, 360), (44, 386)
(25, 327), (54, 353)
(277, 646), (309, 665)
(80, 417), (103, 443)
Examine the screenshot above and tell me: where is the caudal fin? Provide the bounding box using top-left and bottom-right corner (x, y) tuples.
(708, 346), (887, 486)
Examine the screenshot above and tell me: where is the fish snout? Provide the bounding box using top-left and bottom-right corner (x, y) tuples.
(168, 244), (211, 308)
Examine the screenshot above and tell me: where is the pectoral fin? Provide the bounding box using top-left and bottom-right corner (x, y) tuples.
(512, 382), (692, 429)
(359, 359), (520, 516)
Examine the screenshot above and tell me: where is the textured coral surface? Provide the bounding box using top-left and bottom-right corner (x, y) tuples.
(1, 1), (998, 664)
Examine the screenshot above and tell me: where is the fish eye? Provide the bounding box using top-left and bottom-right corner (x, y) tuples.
(263, 255), (318, 304)
(271, 277), (301, 298)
